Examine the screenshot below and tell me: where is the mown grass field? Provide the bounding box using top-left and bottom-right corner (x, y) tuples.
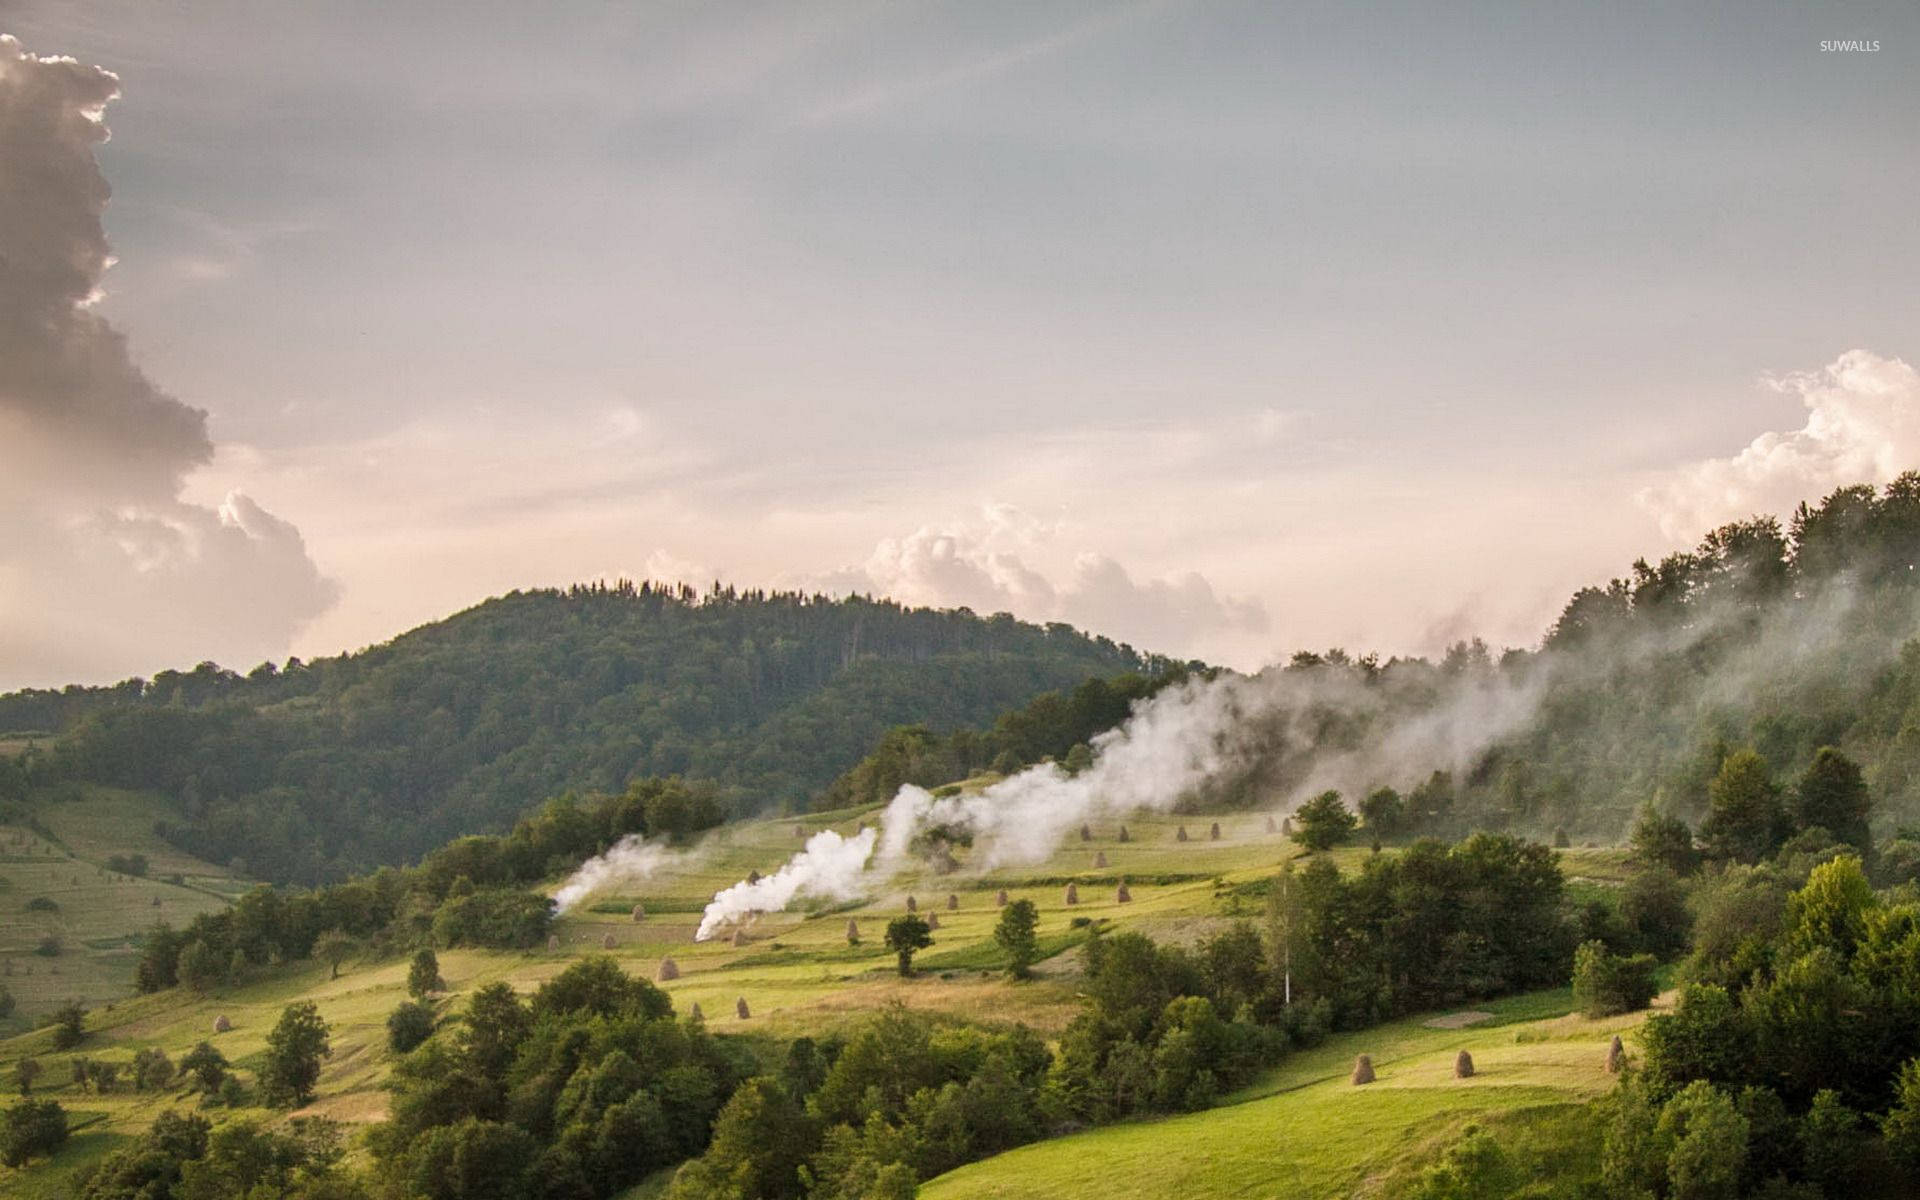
(0, 799), (1636, 1196)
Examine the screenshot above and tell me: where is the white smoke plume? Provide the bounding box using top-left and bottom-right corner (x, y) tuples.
(693, 828), (878, 941)
(693, 663), (1547, 933)
(551, 834), (688, 915)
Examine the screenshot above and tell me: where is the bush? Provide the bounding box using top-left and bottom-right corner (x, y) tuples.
(1572, 940), (1659, 1018)
(0, 1098), (68, 1167)
(388, 999), (436, 1054)
(48, 1001), (84, 1050)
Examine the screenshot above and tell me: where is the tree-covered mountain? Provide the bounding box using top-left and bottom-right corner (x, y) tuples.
(0, 583), (1172, 883)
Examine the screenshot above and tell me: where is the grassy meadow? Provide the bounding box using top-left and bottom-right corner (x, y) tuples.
(0, 800), (1639, 1197)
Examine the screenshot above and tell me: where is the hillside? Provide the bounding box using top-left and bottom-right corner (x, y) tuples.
(0, 585), (1167, 883)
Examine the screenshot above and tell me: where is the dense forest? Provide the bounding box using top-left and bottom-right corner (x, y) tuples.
(0, 585), (1168, 883)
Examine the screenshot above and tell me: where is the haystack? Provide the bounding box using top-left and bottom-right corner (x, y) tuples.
(1094, 851), (1109, 868)
(1116, 881), (1132, 903)
(996, 889), (1009, 907)
(631, 904), (646, 922)
(1065, 883), (1079, 905)
(602, 932), (616, 950)
(846, 918), (861, 943)
(1265, 815), (1279, 834)
(729, 928), (746, 948)
(1607, 1035), (1625, 1074)
(906, 894), (918, 912)
(1455, 1050), (1475, 1078)
(1117, 825), (1131, 843)
(1281, 817), (1294, 837)
(927, 914), (941, 930)
(1080, 823), (1093, 842)
(746, 869), (762, 885)
(547, 934), (561, 952)
(656, 957), (680, 982)
(1351, 1054), (1375, 1085)
(690, 1002), (704, 1021)
(1176, 825), (1190, 842)
(1209, 822), (1221, 841)
(947, 893), (959, 910)
(736, 997), (750, 1020)
(794, 824), (807, 838)
(212, 1014), (232, 1034)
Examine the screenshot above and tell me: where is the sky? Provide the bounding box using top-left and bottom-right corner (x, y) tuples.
(1, 0), (1916, 689)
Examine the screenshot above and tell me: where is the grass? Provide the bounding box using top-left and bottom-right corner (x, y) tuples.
(0, 797), (1638, 1196)
(920, 989), (1654, 1200)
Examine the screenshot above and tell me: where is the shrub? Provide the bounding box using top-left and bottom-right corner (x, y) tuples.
(0, 1098), (67, 1167)
(1572, 940), (1658, 1018)
(388, 1000), (436, 1054)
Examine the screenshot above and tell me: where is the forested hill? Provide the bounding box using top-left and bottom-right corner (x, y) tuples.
(0, 583), (1169, 883)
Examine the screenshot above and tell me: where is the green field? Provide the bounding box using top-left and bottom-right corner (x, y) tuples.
(0, 788), (245, 1028)
(0, 802), (1639, 1196)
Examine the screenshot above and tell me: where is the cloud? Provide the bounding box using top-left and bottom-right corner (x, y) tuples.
(825, 508), (1268, 656)
(1639, 350), (1920, 539)
(0, 35), (334, 688)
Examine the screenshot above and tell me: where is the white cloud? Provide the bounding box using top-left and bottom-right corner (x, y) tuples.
(1639, 350), (1920, 538)
(0, 35), (334, 688)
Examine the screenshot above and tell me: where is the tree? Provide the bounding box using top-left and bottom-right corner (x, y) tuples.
(1622, 867), (1693, 960)
(388, 999), (435, 1054)
(177, 939), (222, 992)
(1630, 804), (1701, 876)
(13, 1058), (40, 1096)
(994, 899), (1040, 979)
(460, 982), (530, 1081)
(1701, 749), (1782, 863)
(401, 1118), (536, 1200)
(181, 1041), (229, 1095)
(131, 1046), (174, 1091)
(0, 1098), (68, 1167)
(261, 1000), (331, 1107)
(407, 948), (443, 998)
(1795, 747), (1872, 853)
(1290, 791), (1357, 852)
(1572, 940), (1658, 1018)
(1357, 787), (1405, 839)
(884, 915), (933, 977)
(312, 930), (358, 980)
(49, 1001), (84, 1050)
(1658, 1081), (1749, 1200)
(1882, 1056), (1920, 1171)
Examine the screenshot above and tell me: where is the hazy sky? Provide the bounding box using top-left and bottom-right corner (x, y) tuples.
(2, 0), (1916, 688)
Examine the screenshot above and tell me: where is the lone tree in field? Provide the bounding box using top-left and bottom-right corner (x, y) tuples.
(995, 898), (1041, 979)
(49, 1001), (84, 1050)
(260, 1000), (331, 1108)
(1290, 791), (1358, 852)
(885, 914), (933, 977)
(13, 1058), (40, 1096)
(312, 930), (357, 980)
(182, 1041), (229, 1095)
(407, 948), (443, 998)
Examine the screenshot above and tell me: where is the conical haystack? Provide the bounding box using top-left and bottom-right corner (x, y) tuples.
(736, 997), (750, 1020)
(212, 1014), (231, 1034)
(1117, 825), (1131, 843)
(690, 1003), (704, 1021)
(1455, 1050), (1474, 1078)
(729, 928), (746, 948)
(1209, 822), (1221, 841)
(1281, 817), (1294, 837)
(1064, 883), (1079, 905)
(846, 918), (860, 944)
(746, 869), (762, 885)
(1607, 1035), (1625, 1074)
(631, 904), (646, 922)
(946, 893), (959, 911)
(1176, 825), (1189, 842)
(793, 824), (806, 838)
(1116, 881), (1132, 903)
(1351, 1054), (1375, 1085)
(656, 957), (680, 982)
(1094, 851), (1109, 868)
(602, 932), (616, 950)
(906, 894), (918, 912)
(995, 889), (1009, 907)
(1080, 823), (1092, 842)
(927, 913), (941, 930)
(1265, 815), (1278, 834)
(547, 934), (561, 952)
